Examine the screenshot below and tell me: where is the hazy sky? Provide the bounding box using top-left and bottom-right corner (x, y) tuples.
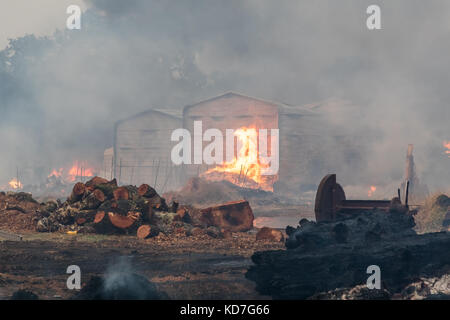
(0, 0), (87, 49)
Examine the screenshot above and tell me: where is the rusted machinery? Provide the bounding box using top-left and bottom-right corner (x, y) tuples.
(314, 174), (409, 222)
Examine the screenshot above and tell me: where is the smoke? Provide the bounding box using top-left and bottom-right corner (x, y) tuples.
(0, 0), (449, 191)
(102, 256), (136, 294)
(72, 256), (167, 299)
(95, 256), (165, 299)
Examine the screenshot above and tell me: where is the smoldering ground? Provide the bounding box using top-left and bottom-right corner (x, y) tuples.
(73, 256), (168, 299)
(0, 0), (449, 191)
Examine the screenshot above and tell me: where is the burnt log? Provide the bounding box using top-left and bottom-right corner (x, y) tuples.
(108, 211), (141, 233)
(198, 200), (254, 232)
(246, 211), (450, 299)
(74, 210), (96, 225)
(113, 187), (129, 201)
(142, 204), (154, 224)
(68, 182), (86, 203)
(137, 224), (160, 239)
(94, 179), (118, 199)
(85, 176), (109, 191)
(123, 185), (139, 201)
(80, 189), (105, 210)
(138, 184), (157, 198)
(93, 210), (140, 234)
(148, 194), (168, 212)
(93, 211), (114, 234)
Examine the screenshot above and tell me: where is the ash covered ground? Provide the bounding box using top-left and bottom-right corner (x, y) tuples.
(0, 176), (449, 300)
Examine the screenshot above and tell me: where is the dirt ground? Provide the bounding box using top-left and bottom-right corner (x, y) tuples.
(0, 231), (285, 300)
(0, 190), (313, 300)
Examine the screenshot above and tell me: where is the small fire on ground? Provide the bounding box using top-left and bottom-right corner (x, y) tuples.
(444, 141), (450, 157)
(368, 185), (377, 197)
(8, 178), (23, 190)
(48, 161), (95, 182)
(201, 127), (277, 192)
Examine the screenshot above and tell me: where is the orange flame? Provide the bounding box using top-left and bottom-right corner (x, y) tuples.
(444, 141), (450, 157)
(368, 185), (376, 197)
(48, 168), (63, 178)
(8, 178), (23, 190)
(48, 162), (95, 182)
(67, 163), (94, 181)
(201, 127), (276, 191)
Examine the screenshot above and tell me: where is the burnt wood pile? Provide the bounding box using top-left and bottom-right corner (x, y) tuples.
(246, 210), (450, 299)
(34, 176), (254, 238)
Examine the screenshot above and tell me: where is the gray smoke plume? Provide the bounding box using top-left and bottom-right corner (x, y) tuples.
(74, 256), (167, 299)
(0, 0), (449, 192)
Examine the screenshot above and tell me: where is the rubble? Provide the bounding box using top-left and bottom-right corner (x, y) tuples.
(246, 209), (450, 300)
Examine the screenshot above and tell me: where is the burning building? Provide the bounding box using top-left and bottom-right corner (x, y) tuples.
(108, 92), (365, 196)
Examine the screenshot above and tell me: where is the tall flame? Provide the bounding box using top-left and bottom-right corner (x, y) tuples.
(201, 127), (275, 191)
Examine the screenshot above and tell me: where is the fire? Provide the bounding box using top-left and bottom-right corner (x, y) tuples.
(8, 178), (23, 190)
(201, 127), (276, 191)
(368, 185), (376, 197)
(444, 141), (450, 157)
(48, 168), (63, 178)
(67, 163), (94, 182)
(48, 162), (95, 182)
